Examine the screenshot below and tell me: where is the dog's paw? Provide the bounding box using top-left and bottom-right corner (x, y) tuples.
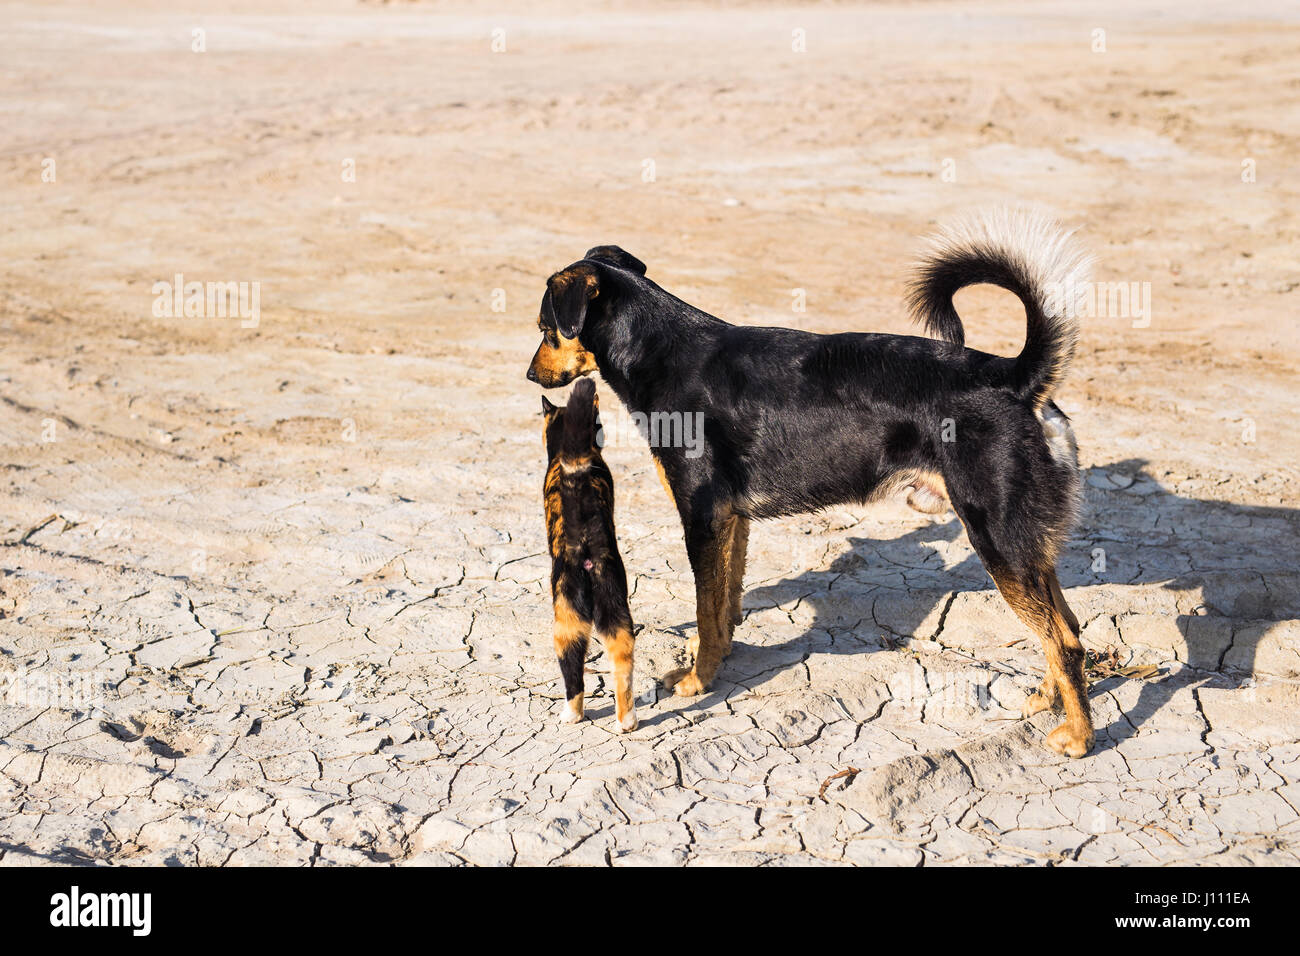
(1022, 675), (1062, 718)
(1021, 691), (1053, 718)
(617, 710), (638, 734)
(662, 667), (707, 697)
(674, 673), (707, 696)
(1022, 686), (1063, 717)
(1045, 722), (1095, 758)
(661, 667), (689, 690)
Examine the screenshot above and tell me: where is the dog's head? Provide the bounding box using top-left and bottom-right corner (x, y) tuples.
(526, 246), (646, 388)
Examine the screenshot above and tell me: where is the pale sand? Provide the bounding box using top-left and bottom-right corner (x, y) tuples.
(0, 0), (1297, 864)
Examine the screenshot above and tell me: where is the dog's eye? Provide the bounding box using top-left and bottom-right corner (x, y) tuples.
(545, 329), (559, 347)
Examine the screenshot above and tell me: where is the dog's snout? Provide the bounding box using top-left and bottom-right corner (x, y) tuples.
(526, 365), (540, 384)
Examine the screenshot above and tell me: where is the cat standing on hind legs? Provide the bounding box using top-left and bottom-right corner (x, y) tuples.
(541, 377), (637, 732)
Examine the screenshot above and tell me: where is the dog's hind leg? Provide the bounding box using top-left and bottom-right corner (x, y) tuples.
(987, 566), (1093, 757)
(1022, 670), (1063, 718)
(946, 422), (1092, 755)
(1019, 572), (1081, 716)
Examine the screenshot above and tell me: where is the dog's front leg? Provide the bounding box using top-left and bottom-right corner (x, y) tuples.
(663, 511), (731, 696)
(665, 575), (723, 697)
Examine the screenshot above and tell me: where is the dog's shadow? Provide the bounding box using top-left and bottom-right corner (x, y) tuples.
(671, 459), (1299, 748)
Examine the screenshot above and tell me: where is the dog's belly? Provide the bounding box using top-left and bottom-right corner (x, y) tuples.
(725, 400), (1074, 521)
(736, 446), (916, 520)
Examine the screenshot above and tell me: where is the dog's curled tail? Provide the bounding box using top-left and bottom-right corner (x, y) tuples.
(907, 208), (1094, 408)
(562, 377), (599, 460)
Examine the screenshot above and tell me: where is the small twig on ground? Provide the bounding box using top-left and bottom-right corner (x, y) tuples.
(1143, 823), (1188, 847)
(818, 767), (860, 800)
(16, 513), (59, 545)
(1086, 645), (1160, 684)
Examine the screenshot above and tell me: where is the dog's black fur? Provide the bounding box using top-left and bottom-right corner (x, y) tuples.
(527, 217), (1097, 756)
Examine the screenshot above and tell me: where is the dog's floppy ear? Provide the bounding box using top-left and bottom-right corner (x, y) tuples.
(542, 263), (599, 339)
(584, 245), (646, 276)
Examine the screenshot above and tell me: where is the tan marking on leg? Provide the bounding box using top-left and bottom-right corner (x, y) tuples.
(552, 590), (585, 631)
(990, 568), (1094, 757)
(1044, 571), (1092, 755)
(1022, 571), (1080, 717)
(1049, 572), (1080, 633)
(552, 593), (589, 724)
(653, 457), (676, 510)
(904, 470), (951, 515)
(560, 696), (584, 723)
(543, 464), (568, 555)
(1022, 671), (1063, 718)
(601, 625), (637, 733)
(726, 517), (749, 635)
(713, 515), (737, 656)
(664, 520), (731, 697)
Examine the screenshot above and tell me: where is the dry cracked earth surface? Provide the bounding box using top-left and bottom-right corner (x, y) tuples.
(1, 0), (1298, 866)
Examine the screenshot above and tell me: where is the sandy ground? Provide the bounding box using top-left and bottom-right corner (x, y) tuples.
(1, 0), (1298, 865)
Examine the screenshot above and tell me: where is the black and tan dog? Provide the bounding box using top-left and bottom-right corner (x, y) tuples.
(527, 211), (1097, 756)
(542, 377), (637, 732)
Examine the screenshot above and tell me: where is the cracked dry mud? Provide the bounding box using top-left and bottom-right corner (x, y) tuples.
(2, 0), (1299, 866)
